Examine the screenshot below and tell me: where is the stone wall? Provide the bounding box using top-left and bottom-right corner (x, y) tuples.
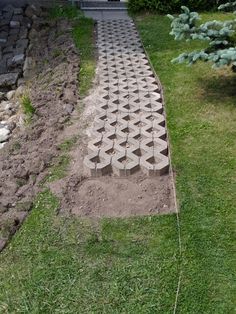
(0, 4), (41, 147)
(0, 1), (70, 9)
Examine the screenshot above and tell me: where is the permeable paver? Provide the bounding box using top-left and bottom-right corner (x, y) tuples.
(84, 19), (169, 177)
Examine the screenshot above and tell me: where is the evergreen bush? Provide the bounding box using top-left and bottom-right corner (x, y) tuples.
(128, 0), (223, 14)
(168, 2), (236, 70)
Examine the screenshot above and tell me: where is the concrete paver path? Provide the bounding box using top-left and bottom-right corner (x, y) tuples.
(84, 18), (169, 176)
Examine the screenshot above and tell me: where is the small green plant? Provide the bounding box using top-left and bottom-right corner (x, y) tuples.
(43, 155), (70, 184)
(168, 2), (236, 70)
(58, 136), (79, 152)
(20, 94), (35, 119)
(73, 17), (96, 96)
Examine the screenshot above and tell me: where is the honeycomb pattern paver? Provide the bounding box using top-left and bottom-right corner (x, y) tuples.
(84, 19), (169, 176)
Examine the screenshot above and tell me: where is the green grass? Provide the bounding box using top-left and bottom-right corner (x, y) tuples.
(73, 17), (96, 96)
(49, 5), (96, 97)
(0, 11), (235, 314)
(136, 12), (236, 312)
(0, 190), (179, 313)
(49, 4), (80, 20)
(42, 155), (70, 184)
(58, 136), (79, 152)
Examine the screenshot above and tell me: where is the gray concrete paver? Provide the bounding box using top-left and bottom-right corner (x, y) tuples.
(84, 19), (169, 176)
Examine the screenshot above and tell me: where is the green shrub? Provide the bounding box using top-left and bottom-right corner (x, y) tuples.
(168, 3), (236, 70)
(128, 0), (225, 13)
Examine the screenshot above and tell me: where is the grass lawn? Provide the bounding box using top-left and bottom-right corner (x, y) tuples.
(0, 11), (235, 313)
(135, 12), (236, 312)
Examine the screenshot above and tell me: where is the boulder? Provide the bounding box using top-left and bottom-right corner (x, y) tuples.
(0, 73), (19, 88)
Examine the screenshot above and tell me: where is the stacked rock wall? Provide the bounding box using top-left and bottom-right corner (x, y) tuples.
(0, 4), (41, 148)
(0, 1), (69, 9)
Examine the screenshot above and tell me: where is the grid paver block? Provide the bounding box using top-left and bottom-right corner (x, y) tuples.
(84, 19), (170, 176)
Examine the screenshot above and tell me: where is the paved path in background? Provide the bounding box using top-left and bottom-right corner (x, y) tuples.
(83, 9), (129, 20)
(84, 18), (169, 176)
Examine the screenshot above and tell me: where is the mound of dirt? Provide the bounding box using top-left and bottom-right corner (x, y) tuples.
(0, 15), (80, 248)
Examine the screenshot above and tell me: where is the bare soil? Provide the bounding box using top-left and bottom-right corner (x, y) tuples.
(51, 174), (175, 218)
(0, 16), (79, 248)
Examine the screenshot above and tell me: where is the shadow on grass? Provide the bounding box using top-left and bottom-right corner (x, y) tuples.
(198, 71), (236, 105)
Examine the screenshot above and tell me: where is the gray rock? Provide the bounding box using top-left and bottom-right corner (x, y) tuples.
(3, 46), (14, 54)
(10, 21), (20, 29)
(0, 142), (6, 149)
(0, 31), (8, 41)
(3, 5), (14, 13)
(0, 38), (7, 44)
(19, 27), (28, 39)
(0, 101), (13, 111)
(6, 90), (15, 100)
(0, 60), (7, 73)
(16, 39), (28, 51)
(0, 127), (10, 142)
(11, 54), (25, 66)
(12, 15), (24, 23)
(0, 19), (10, 28)
(3, 52), (14, 63)
(17, 78), (25, 87)
(0, 73), (19, 88)
(25, 4), (42, 18)
(9, 28), (19, 35)
(14, 8), (23, 15)
(64, 103), (74, 115)
(7, 35), (18, 46)
(23, 57), (34, 78)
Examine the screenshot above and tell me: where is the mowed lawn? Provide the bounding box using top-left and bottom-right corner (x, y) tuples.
(0, 12), (235, 313)
(136, 12), (236, 312)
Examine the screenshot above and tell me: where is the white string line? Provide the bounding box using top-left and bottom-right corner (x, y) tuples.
(133, 19), (183, 314)
(156, 69), (183, 314)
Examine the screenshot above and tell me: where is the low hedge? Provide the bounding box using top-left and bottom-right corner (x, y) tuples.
(128, 0), (225, 13)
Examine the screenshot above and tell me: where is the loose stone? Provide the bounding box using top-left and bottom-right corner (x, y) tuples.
(6, 90), (15, 100)
(0, 127), (10, 142)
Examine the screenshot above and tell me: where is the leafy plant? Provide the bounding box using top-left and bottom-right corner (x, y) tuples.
(168, 2), (236, 70)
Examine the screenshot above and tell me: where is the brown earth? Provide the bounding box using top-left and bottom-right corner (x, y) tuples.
(0, 13), (176, 252)
(0, 16), (80, 248)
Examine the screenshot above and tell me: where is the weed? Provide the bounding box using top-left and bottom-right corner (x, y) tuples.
(20, 94), (35, 121)
(58, 136), (79, 152)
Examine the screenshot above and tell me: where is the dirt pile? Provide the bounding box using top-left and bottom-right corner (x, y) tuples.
(0, 15), (79, 250)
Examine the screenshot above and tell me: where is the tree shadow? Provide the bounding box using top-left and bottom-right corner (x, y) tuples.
(198, 71), (236, 106)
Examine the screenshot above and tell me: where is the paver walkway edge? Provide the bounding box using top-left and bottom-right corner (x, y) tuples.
(84, 19), (170, 177)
